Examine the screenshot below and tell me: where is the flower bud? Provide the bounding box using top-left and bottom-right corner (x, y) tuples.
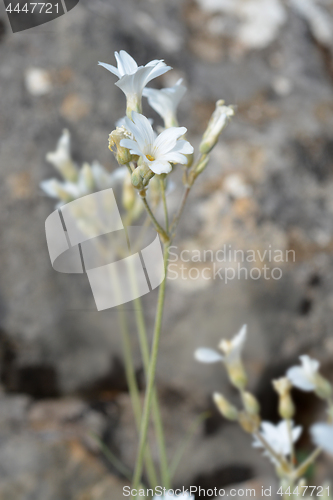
(225, 362), (247, 391)
(213, 392), (238, 421)
(131, 164), (155, 191)
(238, 411), (260, 433)
(314, 374), (332, 400)
(109, 127), (133, 165)
(199, 101), (234, 154)
(241, 391), (260, 416)
(273, 378), (295, 420)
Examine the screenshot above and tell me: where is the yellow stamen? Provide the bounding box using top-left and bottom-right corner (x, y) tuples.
(146, 154), (155, 162)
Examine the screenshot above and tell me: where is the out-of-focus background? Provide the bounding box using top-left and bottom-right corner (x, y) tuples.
(1, 0), (333, 497)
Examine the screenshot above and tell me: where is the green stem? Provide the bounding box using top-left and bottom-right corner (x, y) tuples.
(293, 447), (321, 480)
(142, 197), (169, 244)
(118, 306), (159, 489)
(134, 295), (171, 489)
(160, 177), (169, 234)
(287, 419), (296, 468)
(170, 187), (190, 238)
(131, 244), (170, 497)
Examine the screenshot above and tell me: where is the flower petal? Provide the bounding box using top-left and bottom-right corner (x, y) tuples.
(286, 366), (316, 391)
(153, 126), (187, 154)
(311, 423), (333, 455)
(149, 160), (172, 175)
(116, 50), (138, 75)
(98, 61), (121, 78)
(194, 348), (224, 364)
(120, 138), (144, 157)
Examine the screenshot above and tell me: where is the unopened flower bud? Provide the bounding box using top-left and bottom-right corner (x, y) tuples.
(241, 391), (260, 416)
(213, 392), (238, 421)
(314, 374), (332, 400)
(238, 411), (260, 433)
(131, 164), (155, 191)
(109, 127), (133, 165)
(200, 100), (234, 154)
(122, 171), (137, 212)
(273, 378), (295, 419)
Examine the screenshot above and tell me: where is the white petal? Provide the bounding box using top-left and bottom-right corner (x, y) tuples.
(153, 126), (187, 154)
(165, 139), (194, 157)
(194, 348), (224, 364)
(144, 61), (172, 86)
(132, 112), (156, 147)
(123, 114), (149, 152)
(149, 160), (172, 175)
(120, 138), (144, 157)
(286, 366), (316, 391)
(300, 355), (320, 374)
(40, 179), (63, 198)
(116, 50), (138, 75)
(311, 423), (333, 455)
(98, 61), (121, 78)
(161, 152), (187, 165)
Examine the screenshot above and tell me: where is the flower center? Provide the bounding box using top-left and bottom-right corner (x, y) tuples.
(146, 154), (155, 162)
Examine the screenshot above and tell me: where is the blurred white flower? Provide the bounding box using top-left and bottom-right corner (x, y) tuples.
(153, 493), (194, 500)
(120, 112), (193, 175)
(218, 324), (247, 364)
(143, 78), (187, 128)
(99, 50), (171, 114)
(195, 325), (247, 364)
(311, 423), (333, 455)
(194, 347), (223, 364)
(195, 325), (247, 389)
(287, 355), (320, 391)
(253, 421), (302, 464)
(46, 129), (78, 182)
(41, 162), (128, 208)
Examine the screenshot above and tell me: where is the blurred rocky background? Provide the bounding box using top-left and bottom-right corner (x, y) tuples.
(1, 0), (333, 498)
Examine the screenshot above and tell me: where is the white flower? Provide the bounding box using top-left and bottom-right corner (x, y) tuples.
(194, 325), (247, 363)
(194, 325), (247, 365)
(311, 423), (333, 455)
(286, 355), (320, 391)
(46, 129), (78, 182)
(143, 78), (187, 128)
(195, 325), (248, 389)
(253, 421), (302, 465)
(153, 493), (194, 500)
(120, 112), (193, 175)
(98, 50), (171, 113)
(41, 162), (128, 208)
(219, 324), (247, 365)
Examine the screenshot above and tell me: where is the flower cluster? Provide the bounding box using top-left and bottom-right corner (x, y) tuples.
(196, 327), (333, 486)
